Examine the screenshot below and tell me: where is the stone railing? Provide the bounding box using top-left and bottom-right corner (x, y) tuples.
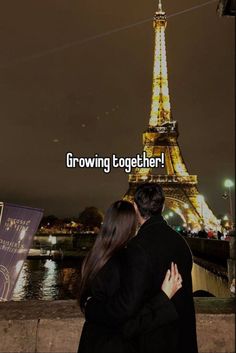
(0, 298), (235, 353)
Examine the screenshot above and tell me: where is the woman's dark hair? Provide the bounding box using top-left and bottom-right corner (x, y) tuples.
(134, 183), (165, 219)
(79, 200), (137, 312)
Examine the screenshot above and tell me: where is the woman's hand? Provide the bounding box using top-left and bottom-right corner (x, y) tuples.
(161, 262), (182, 299)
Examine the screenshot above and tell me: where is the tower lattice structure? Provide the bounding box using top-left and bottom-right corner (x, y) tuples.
(125, 0), (220, 231)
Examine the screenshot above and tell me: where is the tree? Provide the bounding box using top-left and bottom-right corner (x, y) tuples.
(78, 207), (103, 230)
(40, 215), (58, 227)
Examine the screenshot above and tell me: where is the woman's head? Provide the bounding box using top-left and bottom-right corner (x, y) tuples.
(100, 200), (137, 251)
(79, 200), (137, 311)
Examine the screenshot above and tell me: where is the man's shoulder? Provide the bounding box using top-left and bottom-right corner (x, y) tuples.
(126, 235), (146, 251)
(130, 219), (192, 258)
(134, 219), (171, 244)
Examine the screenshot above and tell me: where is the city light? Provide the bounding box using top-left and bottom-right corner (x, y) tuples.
(197, 194), (205, 202)
(224, 179), (234, 229)
(224, 179), (234, 188)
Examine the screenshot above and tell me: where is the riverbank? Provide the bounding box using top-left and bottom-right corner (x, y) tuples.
(27, 249), (87, 260)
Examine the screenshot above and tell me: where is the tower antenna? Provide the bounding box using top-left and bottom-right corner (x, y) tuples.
(158, 0), (163, 12)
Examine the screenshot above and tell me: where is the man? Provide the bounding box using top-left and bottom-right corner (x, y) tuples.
(86, 183), (198, 353)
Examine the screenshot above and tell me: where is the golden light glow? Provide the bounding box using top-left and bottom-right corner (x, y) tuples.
(149, 6), (171, 127)
(170, 147), (189, 176)
(125, 2), (221, 232)
(197, 194), (205, 203)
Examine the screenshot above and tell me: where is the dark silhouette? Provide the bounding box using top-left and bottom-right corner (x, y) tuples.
(78, 200), (182, 353)
(197, 229), (208, 239)
(79, 201), (136, 311)
(78, 207), (103, 231)
(86, 183), (198, 353)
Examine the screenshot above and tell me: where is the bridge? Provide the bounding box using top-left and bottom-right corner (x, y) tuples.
(185, 237), (235, 297)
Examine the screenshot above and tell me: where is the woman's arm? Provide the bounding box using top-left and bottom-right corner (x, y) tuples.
(122, 263), (182, 338)
(85, 243), (152, 326)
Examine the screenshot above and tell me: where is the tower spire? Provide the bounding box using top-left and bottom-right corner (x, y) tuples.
(158, 0), (163, 13)
(149, 0), (171, 127)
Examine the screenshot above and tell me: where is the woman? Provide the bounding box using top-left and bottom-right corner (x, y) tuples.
(78, 200), (182, 353)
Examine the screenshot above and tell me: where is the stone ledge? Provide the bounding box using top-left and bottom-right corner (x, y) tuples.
(0, 300), (82, 320)
(194, 297), (235, 314)
(0, 298), (234, 320)
(0, 299), (235, 353)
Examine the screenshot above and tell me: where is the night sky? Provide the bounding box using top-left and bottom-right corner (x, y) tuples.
(0, 0), (234, 217)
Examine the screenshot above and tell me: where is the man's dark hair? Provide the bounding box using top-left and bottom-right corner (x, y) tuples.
(134, 183), (165, 219)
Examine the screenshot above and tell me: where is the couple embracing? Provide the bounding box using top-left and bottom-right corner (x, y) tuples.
(78, 183), (198, 353)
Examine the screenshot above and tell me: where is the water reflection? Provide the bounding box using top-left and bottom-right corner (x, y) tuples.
(42, 260), (57, 299)
(12, 259), (81, 301)
(12, 258), (230, 300)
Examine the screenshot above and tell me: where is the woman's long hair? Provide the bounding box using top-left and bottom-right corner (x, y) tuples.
(79, 200), (137, 312)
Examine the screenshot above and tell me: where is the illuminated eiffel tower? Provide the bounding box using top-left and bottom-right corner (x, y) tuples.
(125, 0), (220, 231)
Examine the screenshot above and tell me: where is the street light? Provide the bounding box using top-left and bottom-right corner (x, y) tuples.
(225, 179), (234, 188)
(224, 179), (234, 229)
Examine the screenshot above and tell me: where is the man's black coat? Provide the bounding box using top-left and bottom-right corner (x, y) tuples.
(86, 215), (198, 353)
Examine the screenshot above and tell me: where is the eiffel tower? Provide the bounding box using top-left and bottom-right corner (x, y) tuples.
(125, 0), (220, 231)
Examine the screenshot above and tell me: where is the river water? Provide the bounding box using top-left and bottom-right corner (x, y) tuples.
(12, 258), (82, 300)
(11, 235), (231, 300)
(12, 259), (230, 300)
